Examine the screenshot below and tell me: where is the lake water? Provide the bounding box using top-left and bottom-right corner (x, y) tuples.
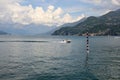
(0, 35), (120, 80)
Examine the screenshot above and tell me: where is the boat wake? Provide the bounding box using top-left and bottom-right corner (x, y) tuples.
(0, 40), (48, 43)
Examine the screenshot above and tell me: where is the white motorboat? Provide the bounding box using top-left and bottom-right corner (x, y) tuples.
(60, 40), (71, 43)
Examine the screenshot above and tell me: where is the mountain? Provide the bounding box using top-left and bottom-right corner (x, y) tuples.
(0, 23), (56, 35)
(0, 30), (8, 35)
(45, 18), (86, 35)
(52, 9), (120, 36)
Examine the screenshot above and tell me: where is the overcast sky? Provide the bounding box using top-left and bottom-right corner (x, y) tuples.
(0, 0), (120, 27)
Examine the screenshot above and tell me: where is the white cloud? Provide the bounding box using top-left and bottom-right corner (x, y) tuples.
(0, 0), (85, 26)
(79, 0), (120, 7)
(76, 0), (120, 17)
(100, 9), (112, 15)
(0, 0), (23, 4)
(80, 0), (102, 5)
(62, 14), (73, 23)
(112, 0), (120, 5)
(41, 0), (45, 2)
(74, 14), (85, 21)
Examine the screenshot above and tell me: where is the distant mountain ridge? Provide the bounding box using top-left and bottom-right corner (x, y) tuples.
(52, 9), (120, 36)
(0, 30), (8, 35)
(0, 23), (56, 35)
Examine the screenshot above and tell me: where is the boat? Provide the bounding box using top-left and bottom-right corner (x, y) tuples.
(60, 40), (71, 43)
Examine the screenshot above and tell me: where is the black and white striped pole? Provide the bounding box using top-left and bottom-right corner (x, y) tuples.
(85, 32), (89, 62)
(84, 32), (89, 69)
(86, 32), (89, 54)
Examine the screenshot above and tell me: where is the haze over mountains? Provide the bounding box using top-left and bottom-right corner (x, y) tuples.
(0, 15), (85, 35)
(0, 30), (8, 35)
(0, 23), (57, 35)
(52, 9), (120, 36)
(0, 9), (120, 36)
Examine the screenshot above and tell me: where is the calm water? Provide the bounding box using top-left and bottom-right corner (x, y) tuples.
(0, 35), (120, 80)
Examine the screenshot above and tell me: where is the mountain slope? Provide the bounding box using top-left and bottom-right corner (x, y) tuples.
(52, 9), (120, 36)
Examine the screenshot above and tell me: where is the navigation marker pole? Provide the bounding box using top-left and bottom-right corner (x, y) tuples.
(86, 32), (89, 54)
(86, 32), (89, 61)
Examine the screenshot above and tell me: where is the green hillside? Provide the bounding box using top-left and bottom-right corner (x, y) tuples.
(52, 9), (120, 36)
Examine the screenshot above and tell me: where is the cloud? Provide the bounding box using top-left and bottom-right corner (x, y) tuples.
(41, 0), (45, 2)
(80, 0), (120, 7)
(81, 0), (102, 4)
(76, 0), (120, 17)
(112, 0), (120, 5)
(0, 0), (85, 26)
(100, 9), (112, 15)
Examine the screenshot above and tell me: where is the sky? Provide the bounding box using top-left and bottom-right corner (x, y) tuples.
(0, 0), (120, 34)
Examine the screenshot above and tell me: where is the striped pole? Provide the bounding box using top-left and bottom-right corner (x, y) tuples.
(85, 32), (89, 63)
(86, 32), (89, 54)
(85, 32), (89, 70)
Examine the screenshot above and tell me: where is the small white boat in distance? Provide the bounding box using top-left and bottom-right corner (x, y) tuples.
(60, 40), (71, 43)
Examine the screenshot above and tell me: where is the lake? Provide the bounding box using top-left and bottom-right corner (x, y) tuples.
(0, 35), (120, 80)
